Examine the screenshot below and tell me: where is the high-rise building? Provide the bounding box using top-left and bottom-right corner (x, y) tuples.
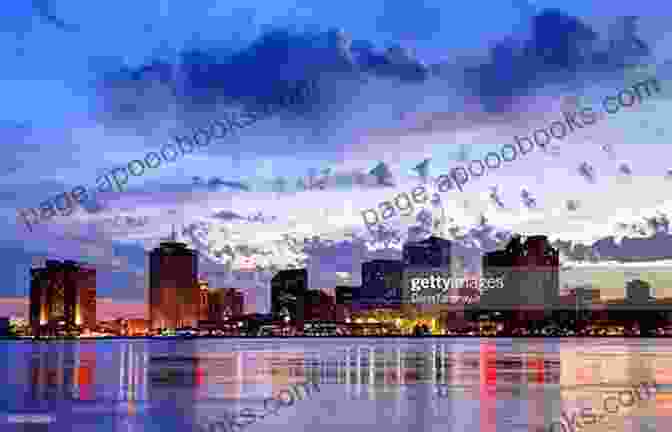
(0, 317), (9, 336)
(271, 269), (307, 322)
(401, 236), (455, 308)
(29, 260), (96, 336)
(305, 290), (336, 321)
(360, 260), (404, 306)
(148, 240), (199, 330)
(198, 279), (209, 321)
(481, 235), (559, 321)
(207, 288), (244, 321)
(335, 285), (355, 321)
(403, 236), (452, 268)
(625, 279), (653, 304)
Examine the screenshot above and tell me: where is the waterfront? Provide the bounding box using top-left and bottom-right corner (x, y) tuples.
(2, 338), (671, 431)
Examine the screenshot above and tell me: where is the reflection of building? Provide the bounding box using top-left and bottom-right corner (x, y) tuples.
(148, 240), (199, 330)
(481, 235), (559, 322)
(559, 347), (663, 419)
(29, 260), (96, 336)
(271, 269), (307, 322)
(28, 343), (98, 402)
(148, 350), (201, 430)
(190, 352), (243, 408)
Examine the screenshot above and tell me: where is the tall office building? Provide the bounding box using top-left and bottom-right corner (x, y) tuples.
(360, 259), (404, 306)
(208, 288), (245, 321)
(148, 239), (199, 330)
(401, 236), (455, 304)
(271, 269), (307, 322)
(29, 260), (96, 336)
(625, 279), (653, 304)
(198, 279), (209, 321)
(403, 236), (452, 268)
(482, 235), (559, 320)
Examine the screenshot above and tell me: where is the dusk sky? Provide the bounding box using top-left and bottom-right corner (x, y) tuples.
(2, 0), (672, 317)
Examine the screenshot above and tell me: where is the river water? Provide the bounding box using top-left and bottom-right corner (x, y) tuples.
(1, 338), (671, 431)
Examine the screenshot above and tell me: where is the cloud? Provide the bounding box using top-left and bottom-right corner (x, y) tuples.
(32, 0), (81, 33)
(91, 27), (430, 133)
(6, 5), (672, 303)
(461, 10), (652, 112)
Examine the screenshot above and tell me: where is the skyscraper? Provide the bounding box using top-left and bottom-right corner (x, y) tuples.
(148, 239), (199, 330)
(403, 236), (452, 268)
(402, 236), (454, 302)
(198, 279), (209, 321)
(360, 259), (404, 306)
(29, 260), (96, 336)
(481, 235), (559, 322)
(208, 288), (244, 321)
(271, 269), (307, 322)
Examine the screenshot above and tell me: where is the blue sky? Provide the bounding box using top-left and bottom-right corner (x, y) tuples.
(2, 0), (672, 307)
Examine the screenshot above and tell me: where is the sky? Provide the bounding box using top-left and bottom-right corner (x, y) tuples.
(2, 0), (672, 317)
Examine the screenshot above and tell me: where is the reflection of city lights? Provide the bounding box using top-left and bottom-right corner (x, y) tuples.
(395, 318), (401, 327)
(40, 319), (47, 325)
(355, 319), (363, 324)
(345, 318), (350, 323)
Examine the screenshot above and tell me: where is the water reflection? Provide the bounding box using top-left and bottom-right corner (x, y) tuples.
(1, 339), (670, 432)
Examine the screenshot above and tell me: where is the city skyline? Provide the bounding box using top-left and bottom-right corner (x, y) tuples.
(1, 3), (672, 318)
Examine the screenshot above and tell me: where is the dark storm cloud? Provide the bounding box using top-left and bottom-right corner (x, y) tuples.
(462, 9), (652, 112)
(212, 210), (245, 221)
(350, 41), (430, 82)
(93, 27), (429, 129)
(206, 178), (251, 191)
(32, 0), (81, 33)
(592, 232), (672, 261)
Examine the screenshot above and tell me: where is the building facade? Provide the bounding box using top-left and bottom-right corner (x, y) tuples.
(0, 317), (9, 336)
(626, 279), (653, 304)
(481, 235), (560, 322)
(199, 280), (209, 321)
(403, 236), (452, 268)
(304, 290), (336, 321)
(148, 241), (199, 330)
(402, 236), (454, 303)
(271, 269), (307, 322)
(207, 288), (245, 321)
(29, 260), (96, 336)
(360, 259), (404, 308)
(335, 285), (355, 321)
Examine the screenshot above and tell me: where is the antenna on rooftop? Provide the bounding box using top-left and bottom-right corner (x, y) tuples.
(167, 209), (179, 242)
